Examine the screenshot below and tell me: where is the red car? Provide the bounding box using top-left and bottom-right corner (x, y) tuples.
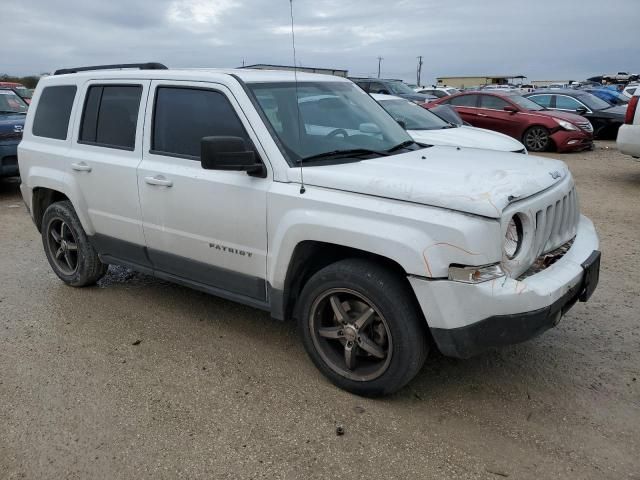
(0, 82), (31, 104)
(426, 91), (593, 152)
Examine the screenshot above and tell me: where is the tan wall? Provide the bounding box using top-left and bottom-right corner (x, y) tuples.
(436, 77), (509, 89)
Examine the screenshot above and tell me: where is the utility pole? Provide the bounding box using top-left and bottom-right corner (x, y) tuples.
(416, 55), (423, 87)
(377, 56), (383, 78)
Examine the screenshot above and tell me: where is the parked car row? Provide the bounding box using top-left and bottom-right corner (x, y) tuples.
(0, 87), (27, 177)
(426, 91), (594, 152)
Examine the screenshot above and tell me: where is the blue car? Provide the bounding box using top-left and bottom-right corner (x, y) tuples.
(0, 88), (27, 177)
(584, 88), (629, 107)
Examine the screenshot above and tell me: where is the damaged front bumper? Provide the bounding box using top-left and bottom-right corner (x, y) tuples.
(409, 215), (600, 358)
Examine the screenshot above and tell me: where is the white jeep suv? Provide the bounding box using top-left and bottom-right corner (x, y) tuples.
(18, 63), (601, 396)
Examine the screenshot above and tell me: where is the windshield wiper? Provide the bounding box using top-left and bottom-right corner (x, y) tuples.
(386, 140), (417, 152)
(297, 148), (389, 163)
(0, 110), (26, 114)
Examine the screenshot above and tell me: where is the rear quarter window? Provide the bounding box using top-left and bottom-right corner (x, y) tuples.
(32, 85), (77, 140)
(79, 85), (142, 150)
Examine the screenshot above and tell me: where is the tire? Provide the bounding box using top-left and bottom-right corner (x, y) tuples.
(41, 200), (107, 287)
(523, 126), (551, 152)
(297, 258), (428, 396)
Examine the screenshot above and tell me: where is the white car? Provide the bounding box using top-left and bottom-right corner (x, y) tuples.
(372, 93), (526, 153)
(18, 63), (600, 396)
(416, 87), (460, 98)
(616, 91), (640, 159)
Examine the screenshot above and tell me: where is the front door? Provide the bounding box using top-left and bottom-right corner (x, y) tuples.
(137, 81), (270, 302)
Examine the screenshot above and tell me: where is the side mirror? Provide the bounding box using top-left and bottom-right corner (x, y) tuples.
(378, 89), (390, 95)
(200, 136), (266, 177)
(576, 107), (588, 115)
(395, 119), (407, 129)
(503, 105), (518, 114)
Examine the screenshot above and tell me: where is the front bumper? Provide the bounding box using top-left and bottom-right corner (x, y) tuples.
(550, 130), (593, 152)
(409, 215), (600, 358)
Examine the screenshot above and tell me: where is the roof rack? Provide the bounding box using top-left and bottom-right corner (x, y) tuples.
(54, 62), (168, 75)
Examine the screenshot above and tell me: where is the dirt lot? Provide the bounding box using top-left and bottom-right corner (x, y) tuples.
(1, 141), (639, 479)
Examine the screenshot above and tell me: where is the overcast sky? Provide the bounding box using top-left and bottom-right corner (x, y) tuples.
(1, 0), (638, 83)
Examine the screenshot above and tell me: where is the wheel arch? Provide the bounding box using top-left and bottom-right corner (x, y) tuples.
(272, 240), (419, 323)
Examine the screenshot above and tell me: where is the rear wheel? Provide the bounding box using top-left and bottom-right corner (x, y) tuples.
(523, 126), (551, 152)
(297, 259), (428, 396)
(42, 201), (107, 287)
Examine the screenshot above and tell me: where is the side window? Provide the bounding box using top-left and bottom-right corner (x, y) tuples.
(449, 94), (478, 107)
(529, 94), (552, 108)
(479, 95), (509, 109)
(355, 81), (370, 92)
(152, 87), (252, 159)
(555, 96), (582, 111)
(32, 85), (77, 140)
(79, 85), (142, 150)
(369, 82), (388, 94)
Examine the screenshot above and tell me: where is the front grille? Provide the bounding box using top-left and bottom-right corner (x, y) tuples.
(531, 186), (580, 258)
(577, 121), (593, 133)
(0, 131), (22, 142)
(518, 238), (574, 280)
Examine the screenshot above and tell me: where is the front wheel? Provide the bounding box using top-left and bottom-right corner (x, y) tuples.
(297, 259), (428, 396)
(523, 126), (552, 152)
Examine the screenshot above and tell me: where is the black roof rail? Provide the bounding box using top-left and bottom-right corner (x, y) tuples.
(54, 62), (168, 75)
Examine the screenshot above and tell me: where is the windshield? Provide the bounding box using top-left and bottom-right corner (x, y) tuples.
(248, 81), (414, 164)
(578, 93), (615, 110)
(589, 89), (628, 106)
(0, 89), (28, 113)
(386, 81), (416, 95)
(14, 86), (32, 99)
(510, 95), (545, 111)
(378, 99), (449, 130)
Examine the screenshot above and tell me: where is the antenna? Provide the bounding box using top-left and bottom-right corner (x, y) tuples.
(289, 0), (305, 194)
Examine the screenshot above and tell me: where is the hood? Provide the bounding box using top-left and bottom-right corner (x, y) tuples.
(0, 113), (25, 142)
(408, 126), (525, 153)
(397, 93), (435, 102)
(598, 105), (627, 118)
(292, 146), (569, 218)
(533, 109), (588, 123)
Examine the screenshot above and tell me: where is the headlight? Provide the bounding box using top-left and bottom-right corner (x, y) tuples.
(504, 214), (524, 259)
(555, 118), (578, 131)
(448, 264), (504, 284)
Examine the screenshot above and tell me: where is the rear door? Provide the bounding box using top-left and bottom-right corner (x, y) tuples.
(69, 80), (150, 266)
(476, 94), (519, 137)
(137, 81), (269, 303)
(445, 94), (480, 125)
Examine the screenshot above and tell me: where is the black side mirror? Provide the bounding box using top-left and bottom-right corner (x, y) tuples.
(396, 119), (407, 129)
(378, 89), (390, 95)
(200, 136), (266, 177)
(576, 107), (588, 115)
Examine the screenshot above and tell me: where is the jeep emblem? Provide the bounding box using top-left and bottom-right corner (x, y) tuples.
(549, 171), (561, 180)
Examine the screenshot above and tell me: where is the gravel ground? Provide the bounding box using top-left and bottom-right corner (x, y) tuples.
(1, 141), (639, 479)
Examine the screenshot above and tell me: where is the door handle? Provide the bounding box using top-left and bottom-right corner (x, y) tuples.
(71, 162), (92, 172)
(477, 113), (487, 117)
(144, 175), (173, 187)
